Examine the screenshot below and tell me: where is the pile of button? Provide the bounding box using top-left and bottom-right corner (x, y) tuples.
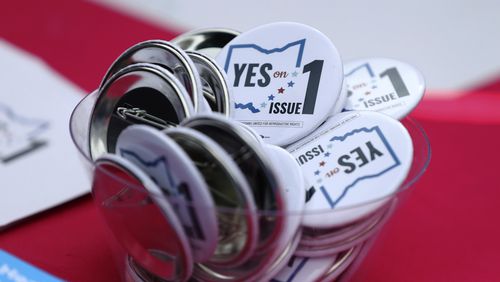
(82, 22), (426, 282)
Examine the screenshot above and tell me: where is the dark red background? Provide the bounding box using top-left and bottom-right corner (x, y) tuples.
(1, 1), (499, 281)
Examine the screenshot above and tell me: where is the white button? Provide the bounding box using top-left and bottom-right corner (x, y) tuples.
(93, 153), (193, 281)
(187, 50), (232, 116)
(164, 126), (259, 267)
(116, 124), (219, 262)
(289, 111), (413, 228)
(263, 143), (305, 217)
(262, 143), (305, 246)
(182, 113), (287, 254)
(216, 22), (344, 146)
(343, 57), (425, 119)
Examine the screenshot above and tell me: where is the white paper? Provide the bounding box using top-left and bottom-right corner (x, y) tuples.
(0, 39), (90, 228)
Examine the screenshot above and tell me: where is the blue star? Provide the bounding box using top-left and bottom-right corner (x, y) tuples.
(317, 178), (322, 183)
(268, 94), (275, 101)
(292, 71), (299, 77)
(260, 102), (267, 108)
(324, 152), (331, 157)
(287, 81), (295, 87)
(327, 143), (333, 149)
(314, 170), (320, 176)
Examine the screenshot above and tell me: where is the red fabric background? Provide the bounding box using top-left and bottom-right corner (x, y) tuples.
(1, 1), (499, 281)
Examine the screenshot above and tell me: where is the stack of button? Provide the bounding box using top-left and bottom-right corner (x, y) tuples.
(73, 22), (428, 282)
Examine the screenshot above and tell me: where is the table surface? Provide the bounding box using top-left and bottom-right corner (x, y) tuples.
(1, 1), (500, 281)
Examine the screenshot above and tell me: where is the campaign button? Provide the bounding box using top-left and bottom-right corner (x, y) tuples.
(186, 50), (231, 116)
(89, 63), (194, 160)
(182, 113), (287, 253)
(99, 40), (204, 112)
(116, 124), (218, 262)
(216, 22), (343, 146)
(93, 153), (193, 281)
(343, 57), (425, 119)
(164, 126), (259, 267)
(289, 111), (413, 228)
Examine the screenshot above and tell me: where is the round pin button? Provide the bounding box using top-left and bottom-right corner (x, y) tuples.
(216, 22), (344, 146)
(263, 143), (304, 226)
(93, 153), (193, 281)
(182, 114), (287, 252)
(343, 57), (425, 119)
(99, 40), (204, 112)
(245, 144), (305, 281)
(89, 63), (194, 160)
(171, 28), (241, 58)
(186, 50), (231, 116)
(115, 124), (219, 262)
(196, 144), (305, 281)
(288, 110), (413, 228)
(164, 126), (259, 267)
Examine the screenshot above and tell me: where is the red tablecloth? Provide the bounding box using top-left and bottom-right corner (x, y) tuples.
(1, 1), (499, 281)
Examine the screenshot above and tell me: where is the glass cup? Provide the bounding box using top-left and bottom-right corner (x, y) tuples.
(70, 91), (431, 282)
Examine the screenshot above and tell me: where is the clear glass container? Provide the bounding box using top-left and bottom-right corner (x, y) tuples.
(70, 91), (431, 282)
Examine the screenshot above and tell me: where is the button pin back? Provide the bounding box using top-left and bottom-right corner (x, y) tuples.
(99, 40), (204, 112)
(89, 63), (194, 160)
